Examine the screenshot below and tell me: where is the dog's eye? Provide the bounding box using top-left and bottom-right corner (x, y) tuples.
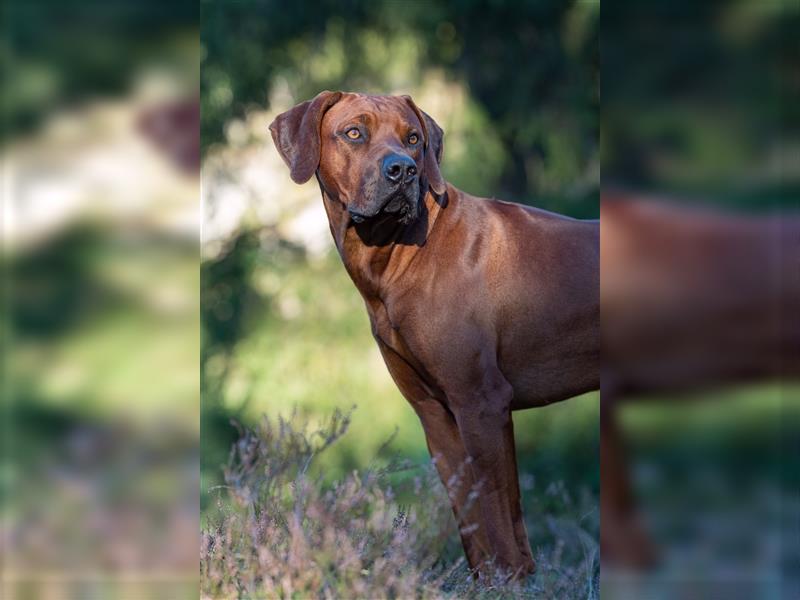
(346, 128), (361, 140)
(408, 133), (419, 145)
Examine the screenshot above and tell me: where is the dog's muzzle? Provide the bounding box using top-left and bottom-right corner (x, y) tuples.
(349, 187), (418, 224)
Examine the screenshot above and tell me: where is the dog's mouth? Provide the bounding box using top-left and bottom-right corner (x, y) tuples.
(382, 191), (417, 224)
(350, 189), (417, 225)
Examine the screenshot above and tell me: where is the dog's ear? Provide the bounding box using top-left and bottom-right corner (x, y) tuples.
(269, 91), (343, 184)
(403, 96), (446, 195)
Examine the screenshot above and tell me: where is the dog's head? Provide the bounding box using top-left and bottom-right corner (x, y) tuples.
(269, 92), (445, 224)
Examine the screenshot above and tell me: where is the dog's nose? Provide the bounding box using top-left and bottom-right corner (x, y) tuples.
(382, 154), (417, 184)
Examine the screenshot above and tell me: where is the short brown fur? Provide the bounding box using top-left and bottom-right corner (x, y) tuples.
(270, 92), (599, 577)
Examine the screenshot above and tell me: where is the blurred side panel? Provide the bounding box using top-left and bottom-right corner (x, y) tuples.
(601, 0), (799, 598)
(1, 1), (199, 598)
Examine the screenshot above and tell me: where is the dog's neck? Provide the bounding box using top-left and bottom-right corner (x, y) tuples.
(320, 185), (448, 301)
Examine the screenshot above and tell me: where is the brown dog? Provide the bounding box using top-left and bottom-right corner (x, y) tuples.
(270, 91), (599, 577)
(600, 192), (800, 568)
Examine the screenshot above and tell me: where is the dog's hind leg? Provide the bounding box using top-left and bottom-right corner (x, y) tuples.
(600, 398), (658, 568)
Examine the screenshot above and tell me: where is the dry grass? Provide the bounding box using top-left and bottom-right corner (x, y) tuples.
(200, 409), (598, 599)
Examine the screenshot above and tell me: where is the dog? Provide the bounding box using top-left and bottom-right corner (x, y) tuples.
(270, 91), (599, 577)
(600, 192), (800, 568)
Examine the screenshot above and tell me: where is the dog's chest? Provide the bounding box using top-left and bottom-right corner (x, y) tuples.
(367, 297), (433, 380)
(369, 297), (406, 348)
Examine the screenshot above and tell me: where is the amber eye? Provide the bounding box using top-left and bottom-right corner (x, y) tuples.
(346, 128), (361, 140)
(408, 133), (419, 145)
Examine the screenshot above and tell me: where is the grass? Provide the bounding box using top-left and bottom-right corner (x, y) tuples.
(200, 408), (599, 599)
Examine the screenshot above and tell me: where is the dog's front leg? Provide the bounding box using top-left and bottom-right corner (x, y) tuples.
(413, 398), (494, 571)
(376, 340), (492, 570)
(448, 371), (536, 579)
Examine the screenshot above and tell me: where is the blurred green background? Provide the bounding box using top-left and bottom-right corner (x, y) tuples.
(199, 0), (601, 558)
(2, 1), (199, 596)
(602, 1), (800, 594)
(602, 0), (799, 209)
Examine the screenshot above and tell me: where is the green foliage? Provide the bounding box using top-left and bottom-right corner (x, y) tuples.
(4, 224), (199, 583)
(201, 0), (599, 212)
(1, 0), (198, 142)
(11, 224), (109, 338)
(602, 0), (798, 204)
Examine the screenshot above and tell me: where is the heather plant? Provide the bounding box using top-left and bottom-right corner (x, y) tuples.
(201, 409), (598, 599)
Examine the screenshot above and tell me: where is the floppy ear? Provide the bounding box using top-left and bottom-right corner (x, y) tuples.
(269, 91), (343, 184)
(402, 96), (446, 195)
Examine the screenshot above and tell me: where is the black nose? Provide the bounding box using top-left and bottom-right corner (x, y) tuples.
(382, 153), (417, 184)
